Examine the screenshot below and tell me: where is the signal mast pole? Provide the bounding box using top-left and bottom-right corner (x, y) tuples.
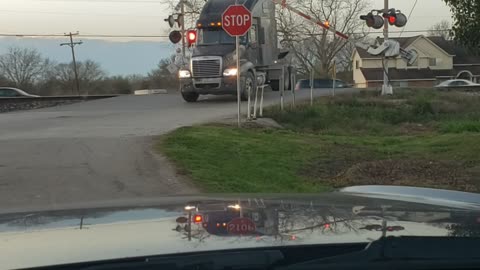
(382, 0), (392, 95)
(181, 0), (186, 58)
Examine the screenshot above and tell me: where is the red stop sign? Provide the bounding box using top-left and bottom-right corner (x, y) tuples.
(227, 217), (256, 235)
(222, 5), (252, 37)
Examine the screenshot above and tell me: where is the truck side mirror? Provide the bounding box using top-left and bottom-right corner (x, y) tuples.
(258, 28), (265, 45)
(278, 51), (289, 60)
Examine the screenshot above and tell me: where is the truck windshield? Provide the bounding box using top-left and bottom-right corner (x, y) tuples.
(198, 29), (245, 45)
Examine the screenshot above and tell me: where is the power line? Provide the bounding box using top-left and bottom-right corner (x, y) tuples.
(0, 9), (163, 18)
(0, 33), (169, 38)
(399, 0), (419, 37)
(0, 29), (452, 41)
(0, 29), (451, 39)
(79, 34), (170, 38)
(39, 0), (162, 3)
(307, 29), (452, 36)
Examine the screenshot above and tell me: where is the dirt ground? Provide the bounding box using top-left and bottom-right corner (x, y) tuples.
(305, 156), (479, 193)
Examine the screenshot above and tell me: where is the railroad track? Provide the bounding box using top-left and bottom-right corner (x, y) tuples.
(0, 95), (120, 113)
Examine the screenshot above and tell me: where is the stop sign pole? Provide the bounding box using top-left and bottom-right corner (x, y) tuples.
(222, 3), (252, 127)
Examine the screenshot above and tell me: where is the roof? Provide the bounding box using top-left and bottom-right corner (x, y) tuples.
(361, 67), (480, 82)
(355, 36), (455, 59)
(360, 68), (437, 81)
(453, 46), (480, 65)
(453, 65), (480, 75)
(426, 36), (456, 55)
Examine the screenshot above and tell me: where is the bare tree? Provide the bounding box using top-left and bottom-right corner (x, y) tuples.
(54, 60), (106, 94)
(427, 20), (452, 40)
(276, 0), (369, 77)
(0, 47), (53, 89)
(147, 57), (177, 89)
(160, 0), (205, 31)
(78, 60), (105, 82)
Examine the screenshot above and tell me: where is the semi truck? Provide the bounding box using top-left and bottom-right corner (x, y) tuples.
(178, 0), (291, 102)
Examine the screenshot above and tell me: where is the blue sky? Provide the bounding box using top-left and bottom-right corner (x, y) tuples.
(0, 37), (174, 76)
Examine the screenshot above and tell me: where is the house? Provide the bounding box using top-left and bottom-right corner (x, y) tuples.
(352, 35), (480, 88)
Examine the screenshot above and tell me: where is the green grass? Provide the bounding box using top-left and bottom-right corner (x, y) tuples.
(158, 126), (331, 193)
(266, 89), (480, 136)
(157, 89), (480, 193)
(439, 120), (480, 133)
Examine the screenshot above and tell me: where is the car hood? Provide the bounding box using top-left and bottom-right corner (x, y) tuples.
(1, 186), (480, 269)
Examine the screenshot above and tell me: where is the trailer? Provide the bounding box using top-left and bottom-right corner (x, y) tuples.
(178, 0), (290, 102)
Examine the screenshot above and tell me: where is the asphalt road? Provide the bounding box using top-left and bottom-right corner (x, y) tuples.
(0, 88), (354, 213)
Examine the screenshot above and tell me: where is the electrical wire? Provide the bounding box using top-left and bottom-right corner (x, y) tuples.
(0, 33), (169, 38)
(0, 9), (163, 17)
(399, 0), (419, 37)
(38, 0), (162, 3)
(308, 29), (452, 36)
(0, 28), (451, 40)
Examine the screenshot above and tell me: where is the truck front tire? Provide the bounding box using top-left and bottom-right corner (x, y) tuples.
(241, 72), (256, 101)
(181, 92), (199, 103)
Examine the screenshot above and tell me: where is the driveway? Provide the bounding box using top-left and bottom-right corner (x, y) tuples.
(0, 88), (354, 213)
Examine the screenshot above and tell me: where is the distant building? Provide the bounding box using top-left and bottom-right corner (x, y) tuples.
(352, 35), (480, 88)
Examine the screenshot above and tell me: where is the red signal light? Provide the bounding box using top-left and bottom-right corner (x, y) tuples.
(188, 32), (196, 41)
(187, 30), (197, 47)
(388, 15), (396, 25)
(193, 214), (203, 223)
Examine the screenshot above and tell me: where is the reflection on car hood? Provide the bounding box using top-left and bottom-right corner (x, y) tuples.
(1, 186), (479, 269)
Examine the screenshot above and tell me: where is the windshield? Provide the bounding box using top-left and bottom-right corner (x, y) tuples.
(197, 29), (247, 45)
(198, 29), (235, 45)
(0, 0), (479, 268)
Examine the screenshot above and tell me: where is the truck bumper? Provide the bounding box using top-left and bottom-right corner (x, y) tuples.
(181, 76), (239, 95)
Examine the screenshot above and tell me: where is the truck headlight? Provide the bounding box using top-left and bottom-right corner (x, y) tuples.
(179, 70), (191, 78)
(223, 68), (238, 77)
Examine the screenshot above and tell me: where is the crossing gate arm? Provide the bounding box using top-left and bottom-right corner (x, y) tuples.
(272, 0), (350, 41)
(272, 0), (419, 63)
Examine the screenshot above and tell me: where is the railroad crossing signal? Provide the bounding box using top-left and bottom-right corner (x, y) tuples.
(360, 12), (384, 29)
(222, 5), (252, 37)
(186, 29), (197, 47)
(165, 14), (184, 28)
(360, 9), (407, 29)
(169, 30), (182, 44)
(385, 9), (407, 27)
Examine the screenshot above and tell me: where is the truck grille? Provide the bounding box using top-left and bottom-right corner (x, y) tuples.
(192, 58), (221, 77)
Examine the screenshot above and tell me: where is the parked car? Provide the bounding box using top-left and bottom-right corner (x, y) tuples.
(295, 79), (349, 91)
(434, 79), (480, 89)
(0, 87), (40, 97)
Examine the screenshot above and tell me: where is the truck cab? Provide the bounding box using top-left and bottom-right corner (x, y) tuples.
(179, 0), (290, 102)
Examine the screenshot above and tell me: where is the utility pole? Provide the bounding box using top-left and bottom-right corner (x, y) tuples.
(60, 32), (83, 96)
(382, 0), (393, 95)
(181, 0), (186, 58)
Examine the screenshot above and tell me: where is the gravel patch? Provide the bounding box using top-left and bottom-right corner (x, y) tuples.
(0, 100), (81, 113)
